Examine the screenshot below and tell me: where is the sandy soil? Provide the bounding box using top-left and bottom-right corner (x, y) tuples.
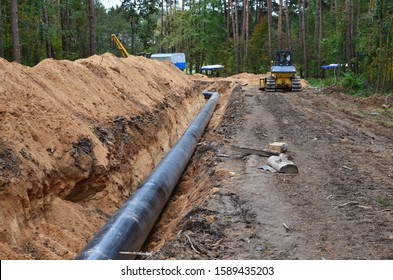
(144, 76), (393, 260)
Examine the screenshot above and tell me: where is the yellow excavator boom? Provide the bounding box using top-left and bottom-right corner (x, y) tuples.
(111, 34), (130, 58)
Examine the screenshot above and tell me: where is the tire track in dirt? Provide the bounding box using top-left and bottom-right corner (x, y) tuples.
(147, 83), (392, 260)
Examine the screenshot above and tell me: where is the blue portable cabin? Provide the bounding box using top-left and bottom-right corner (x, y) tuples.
(150, 53), (186, 71)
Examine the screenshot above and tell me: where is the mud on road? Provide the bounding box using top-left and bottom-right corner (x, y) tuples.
(145, 83), (393, 260)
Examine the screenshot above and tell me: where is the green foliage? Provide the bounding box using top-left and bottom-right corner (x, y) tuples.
(161, 0), (227, 73)
(309, 71), (374, 97)
(377, 107), (393, 118)
(248, 17), (270, 74)
(338, 71), (367, 93)
(307, 77), (336, 88)
(0, 0), (391, 95)
(377, 196), (390, 207)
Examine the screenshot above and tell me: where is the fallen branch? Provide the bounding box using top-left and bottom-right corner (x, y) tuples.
(184, 233), (200, 254)
(342, 165), (353, 171)
(334, 201), (359, 209)
(231, 144), (279, 157)
(217, 153), (230, 158)
(282, 223), (291, 231)
(357, 205), (372, 210)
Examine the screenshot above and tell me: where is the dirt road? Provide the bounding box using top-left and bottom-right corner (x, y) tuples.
(145, 83), (393, 260)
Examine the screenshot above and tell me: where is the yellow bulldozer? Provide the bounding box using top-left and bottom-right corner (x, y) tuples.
(260, 50), (301, 92)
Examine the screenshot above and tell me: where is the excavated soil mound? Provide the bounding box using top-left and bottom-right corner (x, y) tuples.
(0, 54), (205, 259)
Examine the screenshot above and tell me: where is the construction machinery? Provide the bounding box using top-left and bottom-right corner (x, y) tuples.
(260, 50), (301, 92)
(111, 34), (130, 58)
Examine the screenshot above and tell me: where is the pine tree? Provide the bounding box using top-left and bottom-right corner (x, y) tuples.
(10, 0), (21, 63)
(89, 0), (96, 55)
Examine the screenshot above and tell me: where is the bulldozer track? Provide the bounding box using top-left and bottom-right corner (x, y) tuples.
(266, 77), (276, 92)
(291, 76), (302, 92)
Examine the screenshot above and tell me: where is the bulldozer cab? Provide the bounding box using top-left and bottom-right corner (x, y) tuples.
(274, 50), (292, 66)
(271, 50), (296, 74)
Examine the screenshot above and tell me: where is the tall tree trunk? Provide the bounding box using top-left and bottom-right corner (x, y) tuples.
(165, 0), (169, 37)
(278, 0), (283, 50)
(0, 0), (4, 58)
(267, 0), (273, 60)
(242, 0), (249, 69)
(173, 0), (177, 34)
(314, 0), (320, 47)
(95, 6), (101, 54)
(245, 0), (249, 71)
(351, 0), (356, 72)
(131, 17), (135, 54)
(318, 1), (323, 76)
(381, 13), (392, 90)
(169, 0), (173, 51)
(43, 0), (52, 58)
(242, 0), (246, 48)
(231, 0), (241, 72)
(61, 0), (71, 58)
(376, 1), (383, 92)
(160, 0), (164, 52)
(352, 0), (359, 73)
(225, 0), (230, 48)
(298, 0), (302, 66)
(235, 0), (241, 72)
(335, 0), (340, 38)
(300, 0), (307, 77)
(88, 0), (96, 55)
(285, 0), (292, 51)
(315, 0), (321, 76)
(10, 0), (21, 63)
(345, 0), (352, 71)
(384, 14), (393, 89)
(376, 0), (390, 92)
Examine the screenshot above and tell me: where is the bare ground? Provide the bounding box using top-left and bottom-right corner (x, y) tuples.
(144, 81), (393, 260)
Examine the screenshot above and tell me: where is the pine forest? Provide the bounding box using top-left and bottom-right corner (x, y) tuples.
(0, 0), (392, 94)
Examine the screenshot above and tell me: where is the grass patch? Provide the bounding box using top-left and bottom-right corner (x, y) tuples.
(307, 72), (392, 97)
(338, 72), (365, 91)
(377, 196), (390, 207)
(379, 107), (393, 118)
(375, 107), (393, 127)
(307, 77), (336, 88)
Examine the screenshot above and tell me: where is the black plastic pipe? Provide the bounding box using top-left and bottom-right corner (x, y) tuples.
(75, 91), (220, 260)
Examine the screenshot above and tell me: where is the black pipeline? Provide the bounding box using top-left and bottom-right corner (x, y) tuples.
(76, 91), (220, 260)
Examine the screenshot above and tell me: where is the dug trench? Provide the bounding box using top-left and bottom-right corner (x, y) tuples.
(143, 79), (393, 260)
